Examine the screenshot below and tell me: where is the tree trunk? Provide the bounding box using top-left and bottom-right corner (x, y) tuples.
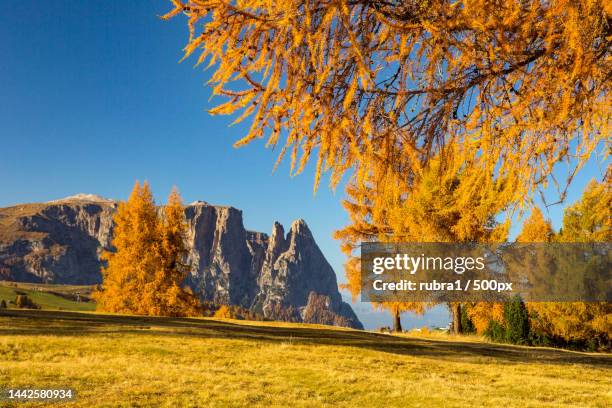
(393, 308), (403, 333)
(450, 302), (462, 334)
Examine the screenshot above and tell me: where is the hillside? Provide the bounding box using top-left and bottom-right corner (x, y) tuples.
(0, 281), (95, 312)
(1, 309), (610, 407)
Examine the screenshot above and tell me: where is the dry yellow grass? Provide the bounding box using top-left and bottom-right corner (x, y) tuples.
(0, 309), (610, 407)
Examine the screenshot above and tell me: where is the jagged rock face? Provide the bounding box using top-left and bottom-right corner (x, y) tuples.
(0, 201), (116, 284)
(254, 220), (351, 319)
(183, 204), (257, 307)
(0, 197), (363, 329)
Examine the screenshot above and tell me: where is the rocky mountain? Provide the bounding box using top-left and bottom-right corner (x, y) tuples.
(0, 195), (362, 329)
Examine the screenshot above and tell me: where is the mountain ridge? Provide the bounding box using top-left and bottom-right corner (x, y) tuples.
(0, 197), (362, 329)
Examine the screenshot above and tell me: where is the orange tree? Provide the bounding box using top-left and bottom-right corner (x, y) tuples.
(94, 182), (200, 317)
(335, 154), (510, 332)
(163, 0), (610, 328)
(524, 180), (611, 349)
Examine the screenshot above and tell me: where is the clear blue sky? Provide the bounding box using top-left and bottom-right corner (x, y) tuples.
(1, 0), (607, 329)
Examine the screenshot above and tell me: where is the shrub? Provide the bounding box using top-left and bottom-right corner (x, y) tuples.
(484, 320), (505, 343)
(214, 305), (232, 319)
(0, 299), (6, 309)
(529, 330), (553, 347)
(15, 294), (39, 309)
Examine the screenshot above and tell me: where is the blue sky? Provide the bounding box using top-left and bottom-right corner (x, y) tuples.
(1, 1), (607, 329)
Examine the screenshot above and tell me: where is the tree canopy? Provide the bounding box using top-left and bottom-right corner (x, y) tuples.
(94, 182), (201, 317)
(518, 180), (611, 348)
(516, 207), (554, 243)
(164, 0), (610, 208)
(164, 0), (610, 334)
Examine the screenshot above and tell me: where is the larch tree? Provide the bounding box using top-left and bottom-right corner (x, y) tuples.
(516, 207), (555, 243)
(460, 205), (558, 335)
(527, 179), (611, 347)
(94, 182), (201, 317)
(157, 187), (201, 317)
(163, 1), (610, 331)
(462, 206), (555, 335)
(94, 182), (162, 315)
(335, 154), (509, 333)
(558, 179), (612, 242)
(514, 206), (556, 304)
(466, 302), (505, 335)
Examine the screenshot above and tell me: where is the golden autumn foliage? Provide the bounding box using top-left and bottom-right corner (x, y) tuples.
(466, 302), (505, 334)
(164, 1), (610, 336)
(558, 179), (612, 242)
(336, 154), (509, 296)
(335, 154), (509, 331)
(164, 0), (610, 209)
(461, 206), (557, 335)
(214, 305), (232, 319)
(524, 180), (611, 344)
(531, 302), (611, 343)
(516, 207), (554, 243)
(93, 182), (201, 317)
(514, 206), (555, 336)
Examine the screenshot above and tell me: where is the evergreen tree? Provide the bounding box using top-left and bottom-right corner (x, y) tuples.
(483, 297), (530, 346)
(484, 320), (506, 343)
(504, 295), (530, 345)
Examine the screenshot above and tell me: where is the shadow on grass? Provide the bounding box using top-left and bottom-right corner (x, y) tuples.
(1, 309), (610, 368)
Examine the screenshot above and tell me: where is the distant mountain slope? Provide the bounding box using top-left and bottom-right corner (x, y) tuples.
(0, 196), (362, 329)
(0, 281), (95, 311)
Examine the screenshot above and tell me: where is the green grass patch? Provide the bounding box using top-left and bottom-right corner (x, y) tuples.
(0, 282), (95, 312)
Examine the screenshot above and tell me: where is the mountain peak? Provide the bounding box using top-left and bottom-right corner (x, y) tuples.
(188, 200), (210, 206)
(47, 194), (114, 204)
(290, 218), (312, 237)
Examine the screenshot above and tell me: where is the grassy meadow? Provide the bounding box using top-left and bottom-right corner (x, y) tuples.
(0, 281), (95, 312)
(1, 309), (610, 407)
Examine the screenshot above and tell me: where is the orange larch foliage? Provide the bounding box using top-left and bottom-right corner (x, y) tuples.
(467, 302), (505, 334)
(524, 180), (611, 343)
(93, 182), (201, 317)
(164, 0), (610, 210)
(336, 154), (510, 332)
(516, 208), (555, 243)
(163, 0), (610, 334)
